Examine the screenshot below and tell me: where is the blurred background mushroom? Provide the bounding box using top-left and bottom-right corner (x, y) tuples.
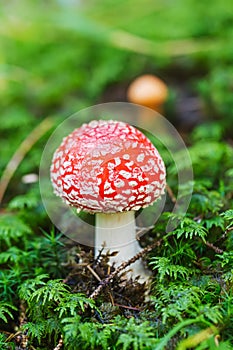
(127, 74), (168, 126)
(127, 74), (168, 114)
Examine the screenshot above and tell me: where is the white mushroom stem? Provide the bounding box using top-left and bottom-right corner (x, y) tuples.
(95, 211), (151, 283)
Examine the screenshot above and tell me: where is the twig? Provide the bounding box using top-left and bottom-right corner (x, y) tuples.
(0, 116), (54, 204)
(166, 184), (177, 203)
(93, 246), (105, 267)
(18, 331), (29, 349)
(215, 226), (233, 243)
(136, 225), (154, 239)
(107, 290), (115, 306)
(53, 336), (63, 350)
(88, 263), (116, 306)
(6, 331), (21, 342)
(205, 241), (224, 254)
(89, 239), (162, 299)
(86, 264), (102, 282)
(6, 301), (30, 349)
(17, 301), (29, 349)
(18, 301), (27, 327)
(114, 303), (141, 311)
(6, 330), (28, 349)
(0, 330), (11, 336)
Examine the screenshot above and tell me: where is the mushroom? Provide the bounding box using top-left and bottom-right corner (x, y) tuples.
(50, 120), (166, 282)
(127, 74), (168, 114)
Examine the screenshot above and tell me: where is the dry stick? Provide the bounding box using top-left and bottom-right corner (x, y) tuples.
(5, 301), (29, 348)
(18, 332), (29, 350)
(114, 304), (141, 311)
(6, 331), (22, 343)
(215, 226), (233, 243)
(166, 184), (177, 204)
(17, 300), (29, 350)
(136, 225), (154, 240)
(0, 116), (54, 204)
(53, 337), (63, 350)
(87, 264), (102, 282)
(87, 265), (115, 306)
(89, 239), (162, 300)
(204, 241), (224, 254)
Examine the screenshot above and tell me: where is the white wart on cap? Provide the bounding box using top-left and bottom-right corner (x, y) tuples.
(50, 120), (166, 213)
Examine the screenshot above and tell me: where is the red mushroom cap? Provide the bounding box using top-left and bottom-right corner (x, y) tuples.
(50, 120), (166, 213)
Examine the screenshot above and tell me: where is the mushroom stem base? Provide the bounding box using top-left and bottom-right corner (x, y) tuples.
(95, 211), (151, 283)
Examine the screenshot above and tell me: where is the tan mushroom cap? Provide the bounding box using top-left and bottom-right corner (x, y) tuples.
(127, 74), (168, 110)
